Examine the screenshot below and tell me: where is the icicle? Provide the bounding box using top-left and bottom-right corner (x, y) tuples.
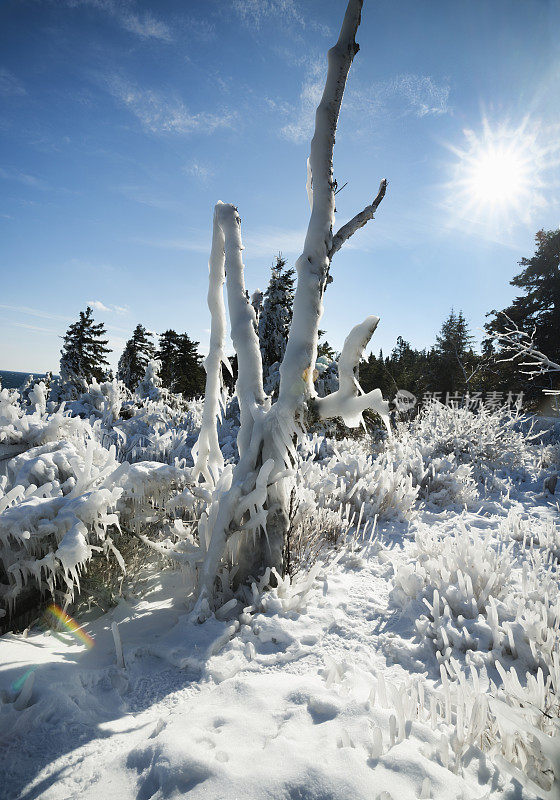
(111, 621), (125, 669)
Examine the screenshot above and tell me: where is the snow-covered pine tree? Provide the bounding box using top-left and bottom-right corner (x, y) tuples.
(59, 306), (111, 386)
(117, 324), (156, 390)
(189, 0), (390, 609)
(258, 255), (296, 388)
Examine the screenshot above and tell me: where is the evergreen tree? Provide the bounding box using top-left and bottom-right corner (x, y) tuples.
(59, 306), (111, 384)
(258, 254), (296, 373)
(157, 329), (205, 398)
(317, 329), (335, 360)
(170, 333), (205, 397)
(430, 309), (477, 393)
(117, 324), (156, 390)
(484, 229), (560, 399)
(158, 329), (181, 389)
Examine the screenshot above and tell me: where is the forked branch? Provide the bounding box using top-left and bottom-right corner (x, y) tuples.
(329, 178), (387, 260)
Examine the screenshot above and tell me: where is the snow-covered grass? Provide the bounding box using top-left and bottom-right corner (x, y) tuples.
(1, 377), (560, 798)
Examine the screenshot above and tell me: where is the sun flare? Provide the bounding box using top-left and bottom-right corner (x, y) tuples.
(446, 117), (548, 230)
(467, 146), (529, 206)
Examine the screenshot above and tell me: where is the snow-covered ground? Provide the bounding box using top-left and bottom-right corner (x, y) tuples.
(2, 483), (558, 799)
(1, 376), (560, 799)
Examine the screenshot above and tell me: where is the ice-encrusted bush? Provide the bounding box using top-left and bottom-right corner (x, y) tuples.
(385, 401), (539, 508)
(395, 520), (512, 618)
(0, 386), (197, 621)
(0, 432), (123, 615)
(108, 402), (199, 465)
(391, 509), (560, 793)
(0, 387), (83, 451)
(299, 435), (418, 523)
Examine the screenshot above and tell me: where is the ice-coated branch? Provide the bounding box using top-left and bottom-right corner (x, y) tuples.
(191, 206), (228, 485)
(490, 312), (560, 377)
(315, 315), (391, 430)
(278, 0), (364, 412)
(328, 178), (387, 260)
(217, 202), (267, 457)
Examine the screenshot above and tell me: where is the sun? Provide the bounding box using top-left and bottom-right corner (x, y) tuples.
(445, 117), (548, 230)
(467, 145), (529, 206)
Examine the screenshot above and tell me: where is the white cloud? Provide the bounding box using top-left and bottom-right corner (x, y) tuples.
(105, 76), (236, 136)
(0, 68), (26, 97)
(185, 160), (213, 181)
(88, 300), (129, 314)
(63, 0), (172, 42)
(115, 184), (180, 211)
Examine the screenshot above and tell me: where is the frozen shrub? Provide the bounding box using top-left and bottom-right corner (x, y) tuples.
(135, 360), (164, 402)
(376, 401), (542, 510)
(395, 520), (512, 618)
(299, 436), (418, 523)
(0, 433), (123, 615)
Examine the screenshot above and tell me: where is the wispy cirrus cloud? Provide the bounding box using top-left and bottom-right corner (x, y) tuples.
(185, 160), (213, 182)
(0, 167), (47, 189)
(115, 184), (181, 211)
(0, 68), (26, 97)
(130, 225), (306, 257)
(0, 303), (70, 322)
(232, 0), (304, 29)
(232, 0), (330, 37)
(280, 57), (325, 144)
(5, 320), (59, 335)
(279, 66), (451, 144)
(62, 0), (172, 42)
(349, 74), (451, 121)
(104, 76), (236, 136)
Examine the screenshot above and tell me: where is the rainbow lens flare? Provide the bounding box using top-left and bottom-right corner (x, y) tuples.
(11, 666), (37, 693)
(46, 604), (95, 649)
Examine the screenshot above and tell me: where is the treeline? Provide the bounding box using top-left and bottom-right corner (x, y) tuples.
(57, 227), (559, 405)
(360, 227), (560, 407)
(59, 313), (205, 398)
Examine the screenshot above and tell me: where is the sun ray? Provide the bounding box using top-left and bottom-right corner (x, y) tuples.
(443, 116), (555, 233)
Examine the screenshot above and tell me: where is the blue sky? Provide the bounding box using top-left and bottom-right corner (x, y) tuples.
(1, 0), (559, 373)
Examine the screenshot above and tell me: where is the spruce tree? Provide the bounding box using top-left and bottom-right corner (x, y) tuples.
(429, 309), (477, 394)
(117, 324), (156, 390)
(158, 329), (181, 389)
(258, 254), (296, 374)
(59, 306), (111, 384)
(317, 329), (335, 360)
(170, 333), (205, 397)
(157, 329), (205, 398)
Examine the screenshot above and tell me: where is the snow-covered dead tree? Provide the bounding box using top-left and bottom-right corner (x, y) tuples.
(489, 312), (560, 382)
(191, 0), (389, 611)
